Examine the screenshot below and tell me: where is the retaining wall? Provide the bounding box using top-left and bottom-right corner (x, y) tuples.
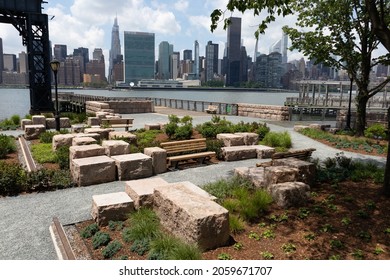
(237, 103), (291, 121)
(86, 100), (154, 114)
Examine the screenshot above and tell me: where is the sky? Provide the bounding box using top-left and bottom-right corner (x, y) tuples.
(0, 0), (302, 67)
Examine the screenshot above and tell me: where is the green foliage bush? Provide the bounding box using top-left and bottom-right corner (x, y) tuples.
(122, 208), (160, 243)
(80, 223), (99, 239)
(195, 115), (234, 139)
(134, 129), (162, 151)
(39, 131), (59, 143)
(206, 139), (224, 159)
(164, 114), (193, 140)
(0, 134), (16, 159)
(10, 115), (21, 126)
(261, 131), (292, 150)
(55, 146), (70, 170)
(364, 123), (387, 139)
(202, 176), (254, 202)
(92, 232), (111, 249)
(130, 238), (151, 256)
(0, 162), (27, 195)
(102, 240), (122, 259)
(31, 143), (57, 164)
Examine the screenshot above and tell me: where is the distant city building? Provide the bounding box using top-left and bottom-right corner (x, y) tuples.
(205, 41), (219, 82)
(171, 51), (180, 79)
(93, 48), (104, 61)
(240, 46), (248, 83)
(73, 47), (89, 75)
(255, 52), (282, 88)
(0, 38), (3, 83)
(226, 17), (242, 86)
(3, 54), (16, 72)
(19, 51), (28, 74)
(194, 40), (199, 79)
(109, 17), (122, 84)
(53, 44), (67, 61)
(58, 56), (82, 86)
(158, 41), (173, 80)
(183, 49), (192, 61)
(124, 31), (155, 85)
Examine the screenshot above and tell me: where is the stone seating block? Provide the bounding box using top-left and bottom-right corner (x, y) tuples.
(143, 147), (167, 174)
(309, 123), (330, 131)
(52, 134), (74, 151)
(71, 155), (116, 186)
(268, 182), (310, 208)
(71, 124), (86, 133)
(95, 112), (108, 120)
(111, 153), (153, 181)
(20, 119), (32, 130)
(293, 125), (310, 132)
(72, 136), (97, 146)
(153, 183), (230, 251)
(102, 140), (130, 156)
(125, 177), (169, 209)
(217, 133), (245, 147)
(84, 127), (112, 140)
(272, 158), (316, 186)
(264, 166), (300, 187)
(24, 124), (46, 140)
(234, 132), (259, 145)
(69, 144), (106, 159)
(221, 146), (258, 161)
(60, 117), (71, 128)
(144, 123), (161, 130)
(234, 166), (266, 188)
(253, 145), (276, 159)
(108, 131), (137, 143)
(32, 115), (46, 126)
(74, 133), (101, 141)
(87, 117), (100, 126)
(91, 192), (134, 226)
(46, 118), (56, 129)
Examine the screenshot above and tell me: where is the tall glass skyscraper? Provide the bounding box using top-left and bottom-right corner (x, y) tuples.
(158, 41), (173, 80)
(124, 31), (155, 85)
(226, 17), (241, 86)
(194, 40), (199, 79)
(205, 41), (219, 82)
(109, 17), (122, 84)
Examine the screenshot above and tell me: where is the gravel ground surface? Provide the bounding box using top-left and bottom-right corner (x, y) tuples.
(0, 108), (386, 259)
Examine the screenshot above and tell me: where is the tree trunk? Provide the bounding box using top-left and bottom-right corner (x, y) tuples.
(355, 95), (369, 136)
(383, 107), (390, 197)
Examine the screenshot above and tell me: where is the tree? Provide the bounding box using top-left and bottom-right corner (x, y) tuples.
(211, 0), (390, 136)
(211, 0), (390, 196)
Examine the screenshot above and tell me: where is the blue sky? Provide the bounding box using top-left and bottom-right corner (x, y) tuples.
(0, 0), (300, 64)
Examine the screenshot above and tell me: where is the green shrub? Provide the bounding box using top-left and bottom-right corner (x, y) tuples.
(164, 114), (193, 140)
(202, 176), (254, 202)
(168, 241), (203, 260)
(80, 223), (99, 239)
(92, 232), (111, 249)
(0, 134), (16, 159)
(10, 115), (21, 126)
(50, 169), (75, 188)
(134, 129), (162, 151)
(206, 139), (224, 159)
(364, 123), (386, 139)
(39, 131), (59, 143)
(196, 115), (233, 139)
(233, 187), (273, 221)
(0, 162), (27, 195)
(31, 143), (57, 164)
(261, 131), (292, 150)
(55, 146), (70, 170)
(130, 238), (151, 256)
(102, 240), (122, 259)
(229, 214), (246, 234)
(147, 234), (180, 260)
(108, 221), (124, 231)
(122, 209), (160, 243)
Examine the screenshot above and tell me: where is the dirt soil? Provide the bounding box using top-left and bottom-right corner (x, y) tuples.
(73, 179), (390, 260)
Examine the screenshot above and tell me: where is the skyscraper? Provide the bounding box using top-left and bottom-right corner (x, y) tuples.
(109, 16), (122, 84)
(205, 41), (219, 82)
(183, 49), (192, 61)
(226, 17), (242, 86)
(0, 38), (3, 84)
(53, 44), (67, 61)
(124, 31), (155, 84)
(194, 40), (199, 79)
(158, 41), (173, 79)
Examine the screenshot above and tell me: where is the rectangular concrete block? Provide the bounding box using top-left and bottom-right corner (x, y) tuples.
(52, 134), (75, 151)
(24, 124), (46, 140)
(221, 146), (258, 161)
(264, 166), (300, 188)
(111, 153), (153, 181)
(153, 183), (230, 251)
(92, 192), (135, 226)
(217, 133), (245, 147)
(72, 136), (97, 146)
(234, 132), (259, 145)
(69, 144), (106, 159)
(32, 115), (46, 126)
(143, 147), (167, 174)
(272, 158), (316, 186)
(102, 140), (130, 156)
(253, 145), (276, 159)
(268, 182), (310, 208)
(71, 155), (116, 186)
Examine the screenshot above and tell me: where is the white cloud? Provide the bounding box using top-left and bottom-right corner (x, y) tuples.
(174, 0), (189, 11)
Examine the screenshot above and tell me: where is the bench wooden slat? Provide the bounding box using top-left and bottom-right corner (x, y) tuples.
(101, 118), (134, 131)
(168, 151), (216, 162)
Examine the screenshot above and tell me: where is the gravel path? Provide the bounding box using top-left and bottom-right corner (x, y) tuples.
(0, 110), (386, 259)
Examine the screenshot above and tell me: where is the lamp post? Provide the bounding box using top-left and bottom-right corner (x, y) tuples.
(346, 73), (353, 131)
(50, 59), (61, 131)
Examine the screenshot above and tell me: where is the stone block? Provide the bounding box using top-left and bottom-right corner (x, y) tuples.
(271, 158), (316, 186)
(144, 123), (161, 130)
(60, 118), (71, 128)
(91, 192), (134, 226)
(102, 140), (130, 156)
(69, 144), (106, 159)
(221, 146), (258, 161)
(84, 127), (112, 140)
(72, 136), (97, 146)
(309, 123), (330, 131)
(253, 145), (276, 159)
(143, 147), (167, 174)
(52, 134), (74, 151)
(74, 133), (101, 141)
(264, 166), (300, 187)
(217, 133), (245, 147)
(125, 177), (169, 209)
(234, 132), (259, 145)
(293, 125), (310, 132)
(268, 182), (310, 208)
(46, 118), (56, 129)
(153, 183), (230, 250)
(234, 166), (266, 188)
(87, 117), (100, 126)
(32, 115), (46, 126)
(108, 131), (137, 143)
(71, 155), (116, 186)
(24, 124), (46, 140)
(71, 124), (86, 133)
(20, 119), (32, 130)
(111, 153), (153, 181)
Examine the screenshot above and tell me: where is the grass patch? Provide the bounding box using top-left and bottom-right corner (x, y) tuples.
(31, 143), (57, 164)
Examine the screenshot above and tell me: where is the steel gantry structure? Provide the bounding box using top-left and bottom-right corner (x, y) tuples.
(0, 0), (53, 113)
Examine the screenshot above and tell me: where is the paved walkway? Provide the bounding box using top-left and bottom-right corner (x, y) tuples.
(0, 109), (386, 259)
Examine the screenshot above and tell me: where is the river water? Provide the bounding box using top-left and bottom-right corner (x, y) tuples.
(0, 88), (298, 121)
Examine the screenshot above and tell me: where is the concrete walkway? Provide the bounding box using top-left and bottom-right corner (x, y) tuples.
(0, 109), (386, 259)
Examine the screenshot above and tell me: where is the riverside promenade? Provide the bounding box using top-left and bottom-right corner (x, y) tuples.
(0, 107), (386, 260)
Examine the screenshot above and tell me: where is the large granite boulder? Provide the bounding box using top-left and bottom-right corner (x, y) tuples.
(143, 147), (167, 174)
(71, 155), (116, 186)
(52, 134), (74, 151)
(24, 124), (46, 140)
(268, 182), (311, 208)
(217, 133), (245, 147)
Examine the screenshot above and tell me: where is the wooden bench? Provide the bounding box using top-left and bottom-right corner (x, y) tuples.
(160, 138), (216, 169)
(256, 148), (316, 167)
(101, 118), (133, 131)
(205, 105), (218, 114)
